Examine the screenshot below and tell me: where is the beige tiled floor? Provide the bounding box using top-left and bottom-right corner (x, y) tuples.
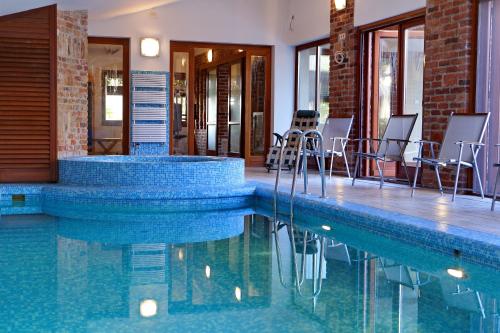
(246, 167), (500, 236)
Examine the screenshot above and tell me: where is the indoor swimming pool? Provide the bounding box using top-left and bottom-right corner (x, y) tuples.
(0, 203), (498, 333)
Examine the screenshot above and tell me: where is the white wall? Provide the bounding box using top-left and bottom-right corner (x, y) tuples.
(89, 0), (295, 134)
(286, 0), (330, 45)
(354, 0), (426, 27)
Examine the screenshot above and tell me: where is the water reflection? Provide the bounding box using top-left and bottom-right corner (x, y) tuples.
(0, 213), (498, 332)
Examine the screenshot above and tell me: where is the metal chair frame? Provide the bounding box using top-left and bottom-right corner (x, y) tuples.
(411, 113), (491, 201)
(492, 144), (500, 211)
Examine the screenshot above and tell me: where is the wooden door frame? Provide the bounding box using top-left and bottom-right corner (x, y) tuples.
(88, 36), (131, 155)
(170, 41), (272, 166)
(359, 9), (426, 179)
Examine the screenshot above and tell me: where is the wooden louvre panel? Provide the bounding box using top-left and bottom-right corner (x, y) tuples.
(0, 5), (57, 182)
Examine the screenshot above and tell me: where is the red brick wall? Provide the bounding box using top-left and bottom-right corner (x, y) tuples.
(421, 0), (476, 187)
(329, 0), (359, 167)
(217, 63), (230, 156)
(57, 10), (88, 158)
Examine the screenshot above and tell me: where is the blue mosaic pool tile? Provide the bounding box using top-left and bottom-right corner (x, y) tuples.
(254, 183), (500, 270)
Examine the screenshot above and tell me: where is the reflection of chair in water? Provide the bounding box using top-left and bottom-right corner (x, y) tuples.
(440, 279), (485, 318)
(325, 241), (351, 266)
(379, 258), (431, 290)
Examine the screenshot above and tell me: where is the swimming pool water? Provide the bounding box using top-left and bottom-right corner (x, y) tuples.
(0, 210), (498, 332)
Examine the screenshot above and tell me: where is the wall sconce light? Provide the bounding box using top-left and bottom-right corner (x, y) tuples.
(334, 0), (347, 11)
(140, 37), (160, 57)
(207, 49), (213, 63)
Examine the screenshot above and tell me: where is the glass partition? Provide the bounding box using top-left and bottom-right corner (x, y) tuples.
(206, 68), (217, 154)
(403, 24), (425, 163)
(173, 52), (189, 155)
(250, 56), (266, 156)
(229, 62), (243, 155)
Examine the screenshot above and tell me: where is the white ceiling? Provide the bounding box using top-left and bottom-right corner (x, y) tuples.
(0, 0), (182, 20)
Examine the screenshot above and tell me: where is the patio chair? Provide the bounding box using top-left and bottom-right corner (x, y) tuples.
(411, 113), (490, 202)
(492, 144), (500, 211)
(440, 279), (485, 318)
(308, 116), (354, 179)
(352, 114), (418, 189)
(265, 110), (320, 172)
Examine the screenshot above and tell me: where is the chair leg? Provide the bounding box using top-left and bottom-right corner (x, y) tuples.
(352, 154), (360, 186)
(402, 159), (411, 185)
(343, 153), (351, 179)
(452, 164), (462, 202)
(329, 155), (334, 179)
(492, 168), (499, 211)
(473, 163), (485, 200)
(435, 166), (443, 195)
(376, 160), (384, 189)
(411, 160), (421, 197)
(315, 154), (321, 172)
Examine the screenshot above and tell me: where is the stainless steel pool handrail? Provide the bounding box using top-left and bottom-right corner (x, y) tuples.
(274, 129), (327, 222)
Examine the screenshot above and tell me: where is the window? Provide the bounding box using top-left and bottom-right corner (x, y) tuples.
(296, 39), (330, 124)
(102, 70), (123, 124)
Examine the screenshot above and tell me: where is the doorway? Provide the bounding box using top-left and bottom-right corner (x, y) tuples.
(87, 37), (130, 155)
(170, 42), (271, 166)
(362, 16), (425, 179)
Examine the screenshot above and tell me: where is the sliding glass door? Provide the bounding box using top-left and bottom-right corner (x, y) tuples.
(364, 17), (425, 179)
(206, 68), (217, 155)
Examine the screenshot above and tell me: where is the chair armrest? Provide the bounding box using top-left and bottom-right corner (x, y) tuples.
(386, 138), (410, 144)
(414, 140), (440, 146)
(351, 138), (381, 143)
(331, 137), (349, 141)
(272, 133), (283, 146)
(455, 141), (484, 147)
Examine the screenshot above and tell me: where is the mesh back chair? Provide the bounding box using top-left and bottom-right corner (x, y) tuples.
(314, 116), (354, 179)
(491, 144), (500, 211)
(265, 110), (320, 172)
(352, 114), (418, 189)
(411, 113), (490, 201)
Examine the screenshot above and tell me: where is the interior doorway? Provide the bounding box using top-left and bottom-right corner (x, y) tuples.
(170, 41), (271, 166)
(361, 16), (425, 180)
(87, 37), (130, 155)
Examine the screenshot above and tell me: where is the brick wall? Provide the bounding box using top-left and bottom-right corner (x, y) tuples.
(57, 10), (88, 158)
(329, 0), (359, 168)
(329, 0), (476, 187)
(421, 0), (476, 187)
(217, 63), (230, 156)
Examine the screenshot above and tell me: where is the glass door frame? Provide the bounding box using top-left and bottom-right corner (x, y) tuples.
(359, 12), (426, 179)
(88, 36), (131, 155)
(170, 41), (272, 166)
(294, 38), (331, 122)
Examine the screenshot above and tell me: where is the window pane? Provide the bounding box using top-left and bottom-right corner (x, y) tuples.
(229, 124), (241, 154)
(318, 44), (330, 124)
(230, 63), (242, 123)
(208, 125), (216, 151)
(207, 69), (217, 124)
(297, 47), (317, 111)
(377, 35), (399, 137)
(251, 56), (266, 156)
(105, 95), (123, 121)
(403, 24), (425, 163)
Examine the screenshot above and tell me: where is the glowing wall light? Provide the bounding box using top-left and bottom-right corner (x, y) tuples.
(207, 49), (213, 63)
(447, 268), (467, 280)
(334, 0), (346, 11)
(140, 37), (160, 57)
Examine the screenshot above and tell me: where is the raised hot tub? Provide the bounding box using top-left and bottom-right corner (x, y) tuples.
(58, 155), (245, 187)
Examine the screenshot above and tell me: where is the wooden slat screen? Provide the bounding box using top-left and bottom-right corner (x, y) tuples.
(0, 5), (57, 182)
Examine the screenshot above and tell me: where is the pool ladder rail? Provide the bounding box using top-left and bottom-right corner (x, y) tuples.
(272, 129), (328, 305)
(273, 129), (328, 220)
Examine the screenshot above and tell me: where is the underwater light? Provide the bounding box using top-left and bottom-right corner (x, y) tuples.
(205, 265), (211, 279)
(140, 299), (158, 318)
(321, 225), (332, 231)
(447, 268), (467, 279)
(234, 287), (242, 302)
